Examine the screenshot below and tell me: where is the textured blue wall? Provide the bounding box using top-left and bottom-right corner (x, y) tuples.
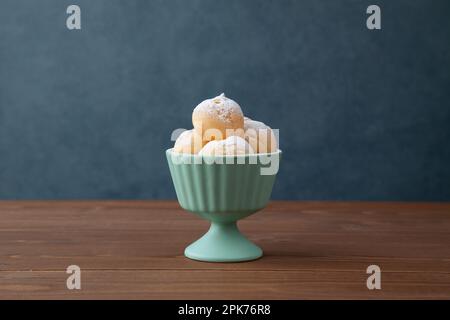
(0, 0), (449, 200)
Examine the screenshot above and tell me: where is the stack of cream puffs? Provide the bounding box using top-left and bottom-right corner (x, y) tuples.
(173, 93), (278, 156)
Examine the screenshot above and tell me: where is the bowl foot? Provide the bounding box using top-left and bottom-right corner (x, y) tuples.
(184, 221), (262, 262)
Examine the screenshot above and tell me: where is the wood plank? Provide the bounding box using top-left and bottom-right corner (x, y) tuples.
(1, 270), (449, 300)
(0, 201), (449, 299)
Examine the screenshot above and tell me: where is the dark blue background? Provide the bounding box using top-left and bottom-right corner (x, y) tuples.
(0, 0), (449, 200)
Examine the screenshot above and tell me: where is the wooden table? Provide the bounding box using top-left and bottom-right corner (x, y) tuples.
(0, 201), (449, 299)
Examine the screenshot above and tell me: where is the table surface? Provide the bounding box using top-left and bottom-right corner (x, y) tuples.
(0, 201), (449, 299)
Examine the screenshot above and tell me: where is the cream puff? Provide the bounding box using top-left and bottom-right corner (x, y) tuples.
(192, 93), (244, 142)
(244, 117), (278, 153)
(173, 129), (204, 154)
(199, 136), (254, 156)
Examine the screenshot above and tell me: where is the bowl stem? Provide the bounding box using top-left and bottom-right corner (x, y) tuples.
(184, 221), (263, 262)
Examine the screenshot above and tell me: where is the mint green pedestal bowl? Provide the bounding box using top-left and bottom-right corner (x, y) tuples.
(166, 149), (281, 262)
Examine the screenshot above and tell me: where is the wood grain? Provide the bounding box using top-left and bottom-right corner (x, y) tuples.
(0, 201), (449, 299)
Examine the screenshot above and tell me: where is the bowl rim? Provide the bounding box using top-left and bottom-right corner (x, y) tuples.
(166, 148), (282, 159)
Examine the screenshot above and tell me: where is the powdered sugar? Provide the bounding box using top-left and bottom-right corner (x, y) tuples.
(222, 135), (248, 148)
(244, 117), (270, 130)
(194, 93), (243, 123)
(199, 135), (254, 156)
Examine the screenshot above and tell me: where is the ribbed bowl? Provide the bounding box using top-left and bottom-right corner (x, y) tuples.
(166, 148), (281, 262)
(166, 149), (281, 223)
